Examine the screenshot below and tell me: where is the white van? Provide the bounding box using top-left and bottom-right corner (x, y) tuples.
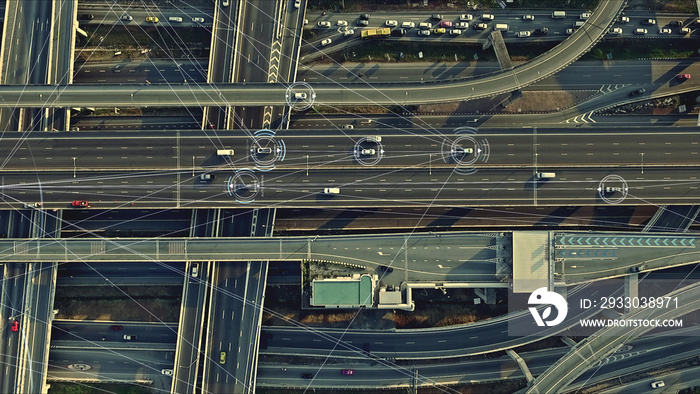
(169, 16), (183, 22)
(552, 11), (566, 18)
(419, 22), (432, 30)
(217, 149), (234, 156)
(191, 264), (199, 278)
(537, 172), (556, 179)
(366, 136), (382, 143)
(323, 188), (340, 194)
(573, 21), (585, 28)
(494, 23), (509, 31)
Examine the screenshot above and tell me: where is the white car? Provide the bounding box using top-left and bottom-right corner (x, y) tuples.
(343, 29), (354, 36)
(449, 29), (462, 35)
(634, 28), (647, 35)
(222, 0), (229, 6)
(651, 381), (665, 389)
(192, 17), (204, 23)
(619, 16), (629, 23)
(565, 28), (575, 35)
(385, 20), (398, 27)
(321, 38), (332, 46)
(161, 369), (173, 376)
(337, 20), (347, 27)
(522, 15), (534, 21)
(294, 92), (307, 99)
(516, 31), (531, 37)
(318, 21), (331, 28)
(659, 27), (671, 34)
(402, 21), (415, 28)
(609, 27), (622, 35)
(294, 0), (301, 8)
(680, 27), (691, 34)
(456, 22), (469, 29)
(460, 14), (473, 21)
(481, 14), (494, 21)
(417, 30), (430, 36)
(361, 149), (376, 155)
(580, 12), (591, 20)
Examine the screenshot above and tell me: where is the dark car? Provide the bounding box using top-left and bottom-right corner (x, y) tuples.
(301, 373), (313, 379)
(534, 27), (549, 35)
(630, 265), (646, 273)
(78, 14), (94, 20)
(110, 325), (123, 330)
(630, 88), (646, 96)
(391, 28), (406, 36)
(379, 265), (394, 273)
(641, 18), (656, 25)
(431, 14), (443, 21)
(341, 369), (355, 375)
(359, 13), (370, 20)
(670, 20), (684, 27)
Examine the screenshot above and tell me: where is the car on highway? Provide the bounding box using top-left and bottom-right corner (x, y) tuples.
(641, 18), (656, 25)
(294, 92), (307, 100)
(161, 369), (173, 376)
(630, 88), (646, 96)
(522, 15), (534, 21)
(359, 13), (370, 20)
(402, 21), (415, 28)
(200, 173), (215, 182)
(565, 28), (575, 35)
(222, 0), (229, 6)
(379, 265), (394, 273)
(609, 27), (622, 35)
(473, 23), (488, 30)
(294, 0), (301, 8)
(318, 21), (331, 28)
(323, 188), (340, 195)
(145, 16), (159, 23)
(604, 186), (621, 193)
(191, 264), (199, 277)
(337, 20), (347, 27)
(110, 325), (123, 330)
(341, 369), (355, 375)
(301, 373), (313, 379)
(78, 14), (94, 20)
(343, 29), (355, 36)
(452, 146), (473, 155)
(72, 200), (89, 207)
(357, 19), (369, 26)
(419, 22), (432, 30)
(460, 14), (473, 21)
(651, 381), (665, 389)
(670, 20), (684, 27)
(659, 27), (671, 34)
(391, 28), (406, 36)
(456, 22), (469, 29)
(517, 31), (531, 37)
(341, 124), (354, 129)
(10, 320), (18, 332)
(680, 27), (691, 34)
(122, 14), (133, 21)
(440, 21), (452, 28)
(630, 264), (646, 273)
(534, 27), (549, 35)
(23, 202), (41, 209)
(321, 38), (332, 46)
(634, 28), (647, 35)
(123, 334), (137, 340)
(385, 20), (398, 27)
(192, 17), (205, 23)
(619, 16), (629, 23)
(361, 148), (376, 155)
(431, 14), (442, 21)
(449, 29), (462, 35)
(168, 16), (183, 23)
(433, 28), (446, 34)
(220, 352), (226, 364)
(677, 73), (691, 80)
(580, 12), (591, 20)
(481, 14), (494, 21)
(417, 30), (430, 36)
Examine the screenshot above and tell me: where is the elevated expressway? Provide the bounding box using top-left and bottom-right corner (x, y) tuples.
(0, 0), (624, 108)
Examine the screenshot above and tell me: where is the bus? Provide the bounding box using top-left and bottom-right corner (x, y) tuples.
(361, 27), (391, 38)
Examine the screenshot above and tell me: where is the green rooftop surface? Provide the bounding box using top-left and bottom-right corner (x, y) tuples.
(312, 275), (372, 306)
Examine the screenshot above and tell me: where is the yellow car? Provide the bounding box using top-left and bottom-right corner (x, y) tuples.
(219, 352), (226, 364)
(146, 16), (159, 23)
(433, 27), (446, 34)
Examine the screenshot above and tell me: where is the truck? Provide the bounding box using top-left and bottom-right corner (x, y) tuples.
(361, 28), (390, 38)
(217, 149), (234, 156)
(552, 11), (566, 18)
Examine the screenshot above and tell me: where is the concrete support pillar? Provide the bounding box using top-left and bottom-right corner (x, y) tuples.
(475, 288), (496, 304)
(507, 349), (534, 383)
(624, 273), (638, 313)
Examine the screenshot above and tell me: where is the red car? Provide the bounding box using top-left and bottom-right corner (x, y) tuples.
(341, 369), (354, 375)
(71, 200), (89, 207)
(110, 325), (123, 330)
(10, 320), (18, 332)
(678, 74), (691, 80)
(440, 21), (452, 27)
